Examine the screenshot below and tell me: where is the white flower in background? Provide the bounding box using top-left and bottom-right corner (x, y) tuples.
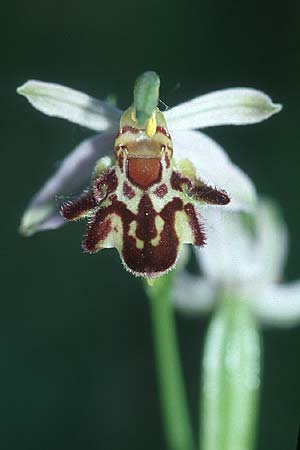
(174, 200), (300, 327)
(17, 79), (281, 237)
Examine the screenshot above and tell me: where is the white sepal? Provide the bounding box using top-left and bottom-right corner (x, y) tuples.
(165, 88), (281, 130)
(173, 273), (215, 315)
(253, 282), (300, 327)
(196, 208), (260, 284)
(172, 130), (256, 211)
(252, 200), (288, 285)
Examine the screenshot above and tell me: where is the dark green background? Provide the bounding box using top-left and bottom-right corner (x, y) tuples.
(2, 0), (300, 449)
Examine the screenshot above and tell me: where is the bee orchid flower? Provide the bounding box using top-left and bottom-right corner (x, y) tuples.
(18, 72), (281, 278)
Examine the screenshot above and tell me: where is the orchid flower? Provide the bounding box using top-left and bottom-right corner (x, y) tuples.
(17, 72), (281, 278)
(174, 200), (300, 327)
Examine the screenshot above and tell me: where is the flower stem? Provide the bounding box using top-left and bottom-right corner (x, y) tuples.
(200, 296), (261, 450)
(146, 273), (195, 450)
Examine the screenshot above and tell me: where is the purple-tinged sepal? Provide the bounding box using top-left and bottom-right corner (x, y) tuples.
(19, 134), (116, 236)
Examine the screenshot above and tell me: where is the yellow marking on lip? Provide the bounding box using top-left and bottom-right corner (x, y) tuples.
(136, 239), (144, 249)
(151, 216), (164, 247)
(128, 220), (144, 249)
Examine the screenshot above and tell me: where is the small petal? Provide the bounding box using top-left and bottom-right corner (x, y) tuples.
(253, 282), (300, 327)
(172, 272), (215, 315)
(17, 80), (122, 131)
(19, 133), (115, 236)
(165, 88), (281, 130)
(172, 130), (256, 211)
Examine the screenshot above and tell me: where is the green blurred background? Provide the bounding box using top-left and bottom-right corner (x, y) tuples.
(2, 0), (300, 449)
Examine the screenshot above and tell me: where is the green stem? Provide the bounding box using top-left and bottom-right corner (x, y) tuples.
(146, 273), (195, 450)
(200, 295), (261, 450)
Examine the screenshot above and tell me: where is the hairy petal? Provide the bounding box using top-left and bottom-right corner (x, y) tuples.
(252, 282), (300, 327)
(19, 133), (115, 236)
(165, 88), (282, 130)
(172, 130), (256, 211)
(172, 272), (215, 315)
(17, 80), (122, 131)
